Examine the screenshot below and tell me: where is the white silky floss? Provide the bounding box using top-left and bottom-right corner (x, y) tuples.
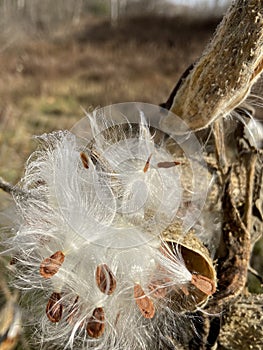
(7, 103), (209, 349)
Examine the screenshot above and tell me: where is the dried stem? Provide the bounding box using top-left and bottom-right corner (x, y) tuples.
(0, 176), (27, 198)
(169, 0), (263, 130)
(243, 152), (257, 232)
(0, 176), (14, 195)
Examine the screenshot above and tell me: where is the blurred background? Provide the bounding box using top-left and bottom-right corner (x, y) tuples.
(0, 0), (230, 197)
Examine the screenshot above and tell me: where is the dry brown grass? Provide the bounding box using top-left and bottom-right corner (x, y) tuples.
(0, 14), (219, 206)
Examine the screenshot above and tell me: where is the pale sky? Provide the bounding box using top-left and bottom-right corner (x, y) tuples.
(167, 0), (231, 8)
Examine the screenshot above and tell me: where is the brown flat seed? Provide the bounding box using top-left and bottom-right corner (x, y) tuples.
(143, 154), (152, 173)
(191, 274), (216, 296)
(95, 264), (117, 295)
(46, 292), (63, 323)
(40, 251), (65, 278)
(157, 161), (181, 168)
(134, 284), (155, 319)
(86, 307), (105, 338)
(80, 152), (89, 169)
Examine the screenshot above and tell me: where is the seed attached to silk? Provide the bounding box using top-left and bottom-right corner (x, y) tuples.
(80, 152), (89, 169)
(86, 307), (105, 338)
(95, 264), (117, 295)
(134, 284), (155, 319)
(157, 161), (181, 168)
(143, 154), (152, 173)
(40, 251), (65, 278)
(191, 274), (216, 296)
(46, 292), (63, 323)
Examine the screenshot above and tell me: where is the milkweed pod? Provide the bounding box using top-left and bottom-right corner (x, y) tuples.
(162, 224), (217, 310)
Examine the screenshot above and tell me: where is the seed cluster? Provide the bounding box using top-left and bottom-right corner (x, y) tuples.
(41, 242), (215, 340)
(42, 252), (157, 338)
(7, 105), (213, 349)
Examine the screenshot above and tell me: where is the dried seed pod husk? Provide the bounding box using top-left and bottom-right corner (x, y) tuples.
(166, 0), (263, 131)
(162, 224), (217, 311)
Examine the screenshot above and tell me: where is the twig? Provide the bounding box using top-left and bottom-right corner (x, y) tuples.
(244, 153), (257, 232)
(0, 176), (28, 198)
(0, 176), (14, 194)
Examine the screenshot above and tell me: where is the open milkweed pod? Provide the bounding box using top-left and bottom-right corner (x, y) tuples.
(162, 224), (217, 311)
(3, 103), (210, 349)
